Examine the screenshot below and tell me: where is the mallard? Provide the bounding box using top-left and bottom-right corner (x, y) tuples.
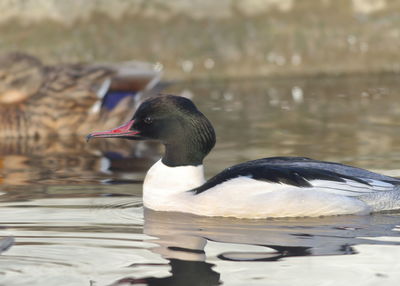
(0, 52), (161, 138)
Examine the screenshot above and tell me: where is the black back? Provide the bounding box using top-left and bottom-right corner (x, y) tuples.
(191, 157), (400, 194)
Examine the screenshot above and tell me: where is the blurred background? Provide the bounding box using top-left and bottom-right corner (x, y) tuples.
(1, 0), (400, 80)
(2, 2), (400, 285)
(0, 0), (400, 186)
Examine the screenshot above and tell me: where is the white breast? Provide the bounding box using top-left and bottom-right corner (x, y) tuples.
(143, 160), (205, 211)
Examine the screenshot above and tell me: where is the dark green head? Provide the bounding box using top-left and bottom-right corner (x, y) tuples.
(87, 95), (216, 166)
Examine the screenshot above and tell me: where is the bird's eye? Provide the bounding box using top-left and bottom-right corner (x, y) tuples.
(144, 117), (153, 124)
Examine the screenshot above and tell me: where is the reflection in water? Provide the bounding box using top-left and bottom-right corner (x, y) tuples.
(111, 259), (220, 286)
(108, 209), (400, 285)
(1, 75), (400, 285)
(142, 209), (400, 260)
(0, 136), (160, 186)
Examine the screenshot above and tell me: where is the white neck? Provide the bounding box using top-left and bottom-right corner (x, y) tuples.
(143, 159), (205, 210)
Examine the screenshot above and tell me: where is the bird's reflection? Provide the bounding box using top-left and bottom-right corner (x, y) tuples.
(111, 259), (220, 286)
(110, 210), (400, 285)
(0, 135), (160, 188)
(142, 209), (370, 260)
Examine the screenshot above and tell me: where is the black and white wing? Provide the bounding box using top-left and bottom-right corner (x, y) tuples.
(192, 157), (400, 196)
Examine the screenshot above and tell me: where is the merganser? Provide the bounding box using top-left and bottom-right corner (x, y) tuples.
(87, 95), (400, 218)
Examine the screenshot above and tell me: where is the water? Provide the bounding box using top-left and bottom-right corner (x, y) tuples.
(1, 74), (400, 285)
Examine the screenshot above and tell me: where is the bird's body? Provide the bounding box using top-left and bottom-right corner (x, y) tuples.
(143, 158), (400, 218)
(88, 95), (400, 218)
(0, 52), (160, 138)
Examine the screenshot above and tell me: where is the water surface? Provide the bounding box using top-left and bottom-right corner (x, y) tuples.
(1, 74), (400, 285)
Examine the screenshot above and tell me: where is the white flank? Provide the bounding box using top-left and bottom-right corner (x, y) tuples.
(188, 177), (371, 218)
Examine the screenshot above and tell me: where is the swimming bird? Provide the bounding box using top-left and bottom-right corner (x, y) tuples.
(0, 52), (161, 138)
(87, 95), (400, 218)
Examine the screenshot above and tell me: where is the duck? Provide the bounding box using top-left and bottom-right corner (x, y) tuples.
(87, 94), (400, 218)
(0, 52), (161, 138)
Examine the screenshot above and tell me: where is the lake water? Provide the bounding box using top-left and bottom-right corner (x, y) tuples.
(1, 74), (400, 285)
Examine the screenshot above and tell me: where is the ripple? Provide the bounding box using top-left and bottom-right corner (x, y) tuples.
(90, 196), (144, 223)
(0, 240), (163, 286)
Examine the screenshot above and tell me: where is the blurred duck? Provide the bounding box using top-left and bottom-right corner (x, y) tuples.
(0, 52), (161, 138)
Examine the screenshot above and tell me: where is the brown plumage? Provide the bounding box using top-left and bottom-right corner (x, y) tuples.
(0, 52), (160, 138)
(0, 135), (160, 186)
